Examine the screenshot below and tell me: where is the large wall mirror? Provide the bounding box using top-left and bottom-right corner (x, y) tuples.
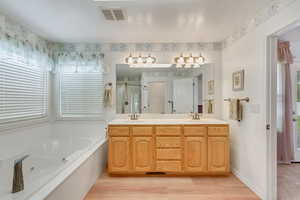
(116, 64), (214, 114)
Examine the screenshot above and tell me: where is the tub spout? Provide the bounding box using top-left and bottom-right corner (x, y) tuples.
(12, 155), (29, 193)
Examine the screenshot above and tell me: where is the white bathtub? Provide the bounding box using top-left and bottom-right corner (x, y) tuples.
(0, 122), (108, 200)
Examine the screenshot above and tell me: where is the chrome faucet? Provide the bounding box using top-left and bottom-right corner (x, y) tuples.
(129, 113), (139, 120)
(12, 155), (29, 193)
(191, 112), (201, 120)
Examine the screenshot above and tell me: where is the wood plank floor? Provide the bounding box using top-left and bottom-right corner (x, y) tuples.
(84, 171), (260, 200)
(278, 163), (300, 200)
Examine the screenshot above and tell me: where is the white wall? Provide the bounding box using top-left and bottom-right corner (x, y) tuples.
(221, 1), (300, 199)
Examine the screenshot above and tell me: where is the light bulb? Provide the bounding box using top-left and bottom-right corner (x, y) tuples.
(186, 54), (194, 64)
(195, 54), (205, 64)
(137, 54), (144, 64)
(125, 53), (135, 64)
(146, 54), (155, 64)
(176, 54), (185, 65)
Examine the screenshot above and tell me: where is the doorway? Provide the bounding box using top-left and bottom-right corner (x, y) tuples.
(148, 81), (166, 114)
(291, 67), (300, 161)
(173, 78), (194, 113)
(267, 23), (300, 200)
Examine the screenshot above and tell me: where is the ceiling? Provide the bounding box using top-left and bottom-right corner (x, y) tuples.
(0, 0), (272, 43)
(280, 26), (300, 61)
(280, 26), (300, 42)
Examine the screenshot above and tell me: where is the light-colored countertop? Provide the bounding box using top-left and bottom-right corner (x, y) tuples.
(108, 118), (228, 125)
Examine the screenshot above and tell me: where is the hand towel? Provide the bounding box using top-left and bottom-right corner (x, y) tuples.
(207, 100), (213, 114)
(104, 87), (112, 107)
(229, 99), (243, 121)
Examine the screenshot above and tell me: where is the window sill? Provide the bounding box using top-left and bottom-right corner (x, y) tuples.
(0, 117), (50, 134)
(56, 115), (106, 121)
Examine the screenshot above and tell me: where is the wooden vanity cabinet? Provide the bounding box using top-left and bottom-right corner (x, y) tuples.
(183, 126), (207, 172)
(208, 137), (229, 172)
(109, 137), (131, 172)
(184, 136), (207, 172)
(132, 136), (154, 172)
(108, 124), (230, 175)
(207, 127), (230, 173)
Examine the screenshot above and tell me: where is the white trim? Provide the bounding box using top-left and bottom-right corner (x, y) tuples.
(57, 116), (106, 121)
(232, 168), (265, 199)
(0, 118), (50, 135)
(266, 36), (278, 200)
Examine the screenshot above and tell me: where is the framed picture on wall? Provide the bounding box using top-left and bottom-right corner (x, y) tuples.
(208, 80), (214, 95)
(232, 70), (244, 91)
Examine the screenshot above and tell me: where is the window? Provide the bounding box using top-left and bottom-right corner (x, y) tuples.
(59, 64), (104, 118)
(0, 59), (48, 124)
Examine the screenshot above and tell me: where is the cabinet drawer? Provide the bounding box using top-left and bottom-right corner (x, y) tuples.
(156, 126), (181, 136)
(156, 137), (181, 148)
(109, 127), (130, 136)
(132, 126), (153, 136)
(157, 149), (182, 160)
(156, 161), (182, 172)
(184, 126), (207, 136)
(208, 127), (229, 136)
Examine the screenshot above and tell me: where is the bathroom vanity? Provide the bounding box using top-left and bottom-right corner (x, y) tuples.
(108, 119), (230, 176)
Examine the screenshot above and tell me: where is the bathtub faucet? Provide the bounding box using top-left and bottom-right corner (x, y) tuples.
(12, 154), (29, 193)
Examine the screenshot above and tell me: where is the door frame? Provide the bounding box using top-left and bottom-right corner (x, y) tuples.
(266, 35), (278, 200)
(266, 20), (300, 200)
(291, 64), (300, 161)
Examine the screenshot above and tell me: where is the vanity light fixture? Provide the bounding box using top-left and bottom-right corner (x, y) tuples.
(174, 53), (206, 68)
(125, 53), (157, 66)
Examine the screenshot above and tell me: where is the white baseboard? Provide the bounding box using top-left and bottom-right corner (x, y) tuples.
(232, 168), (265, 200)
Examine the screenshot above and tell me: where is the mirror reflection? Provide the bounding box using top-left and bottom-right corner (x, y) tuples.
(116, 64), (214, 114)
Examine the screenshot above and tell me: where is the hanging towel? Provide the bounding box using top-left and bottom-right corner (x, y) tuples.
(207, 100), (213, 114)
(229, 99), (243, 121)
(104, 87), (112, 107)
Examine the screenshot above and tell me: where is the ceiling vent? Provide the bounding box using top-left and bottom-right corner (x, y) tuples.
(101, 8), (126, 21)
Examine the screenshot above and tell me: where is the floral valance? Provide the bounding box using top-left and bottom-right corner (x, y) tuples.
(278, 41), (293, 64)
(53, 51), (104, 73)
(0, 15), (53, 70)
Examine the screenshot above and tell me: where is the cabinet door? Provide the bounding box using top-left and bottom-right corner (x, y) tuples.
(109, 137), (130, 172)
(132, 137), (153, 172)
(184, 137), (207, 172)
(208, 137), (229, 172)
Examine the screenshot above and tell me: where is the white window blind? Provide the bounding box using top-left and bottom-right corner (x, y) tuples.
(60, 66), (104, 117)
(0, 59), (48, 124)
